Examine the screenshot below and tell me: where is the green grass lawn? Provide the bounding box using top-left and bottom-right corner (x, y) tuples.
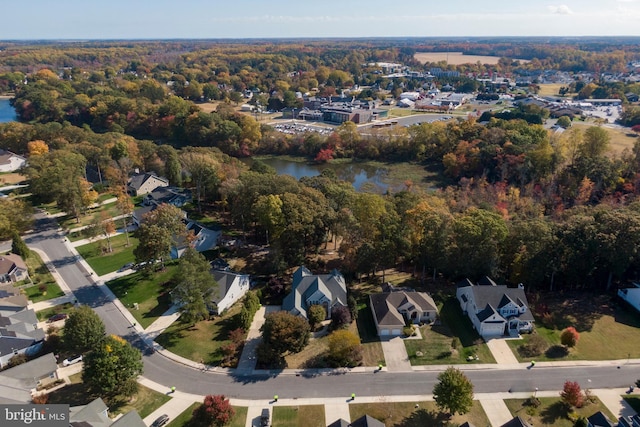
(76, 233), (139, 276)
(155, 304), (243, 366)
(58, 202), (121, 230)
(106, 263), (177, 329)
(67, 218), (129, 241)
(350, 400), (489, 427)
(36, 302), (74, 322)
(405, 298), (495, 365)
(109, 384), (172, 419)
(20, 251), (64, 302)
(167, 403), (246, 427)
(507, 296), (640, 361)
(23, 281), (65, 303)
(355, 303), (385, 367)
(505, 396), (615, 427)
(273, 405), (325, 427)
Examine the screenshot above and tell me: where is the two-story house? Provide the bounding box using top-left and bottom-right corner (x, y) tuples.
(127, 172), (169, 196)
(456, 277), (534, 339)
(282, 266), (347, 319)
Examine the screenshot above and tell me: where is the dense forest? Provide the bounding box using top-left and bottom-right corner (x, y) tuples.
(2, 39), (640, 295)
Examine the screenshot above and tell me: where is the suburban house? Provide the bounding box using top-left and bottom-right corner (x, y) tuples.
(0, 307), (45, 368)
(132, 204), (187, 228)
(209, 268), (251, 314)
(618, 414), (640, 427)
(0, 253), (29, 284)
(143, 186), (192, 208)
(456, 277), (534, 339)
(127, 172), (169, 196)
(0, 283), (29, 312)
(0, 353), (58, 403)
(369, 289), (438, 336)
(587, 411), (615, 427)
(500, 417), (533, 427)
(170, 220), (221, 258)
(70, 397), (146, 427)
(0, 149), (26, 173)
(282, 266), (347, 319)
(618, 283), (640, 313)
(329, 415), (385, 427)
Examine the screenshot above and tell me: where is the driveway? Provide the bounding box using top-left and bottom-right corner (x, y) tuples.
(236, 305), (279, 374)
(380, 337), (412, 372)
(486, 338), (519, 365)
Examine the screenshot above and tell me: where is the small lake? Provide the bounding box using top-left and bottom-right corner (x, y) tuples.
(0, 98), (16, 123)
(255, 157), (403, 193)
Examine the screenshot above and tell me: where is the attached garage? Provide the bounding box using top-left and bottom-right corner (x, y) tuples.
(391, 329), (402, 336)
(380, 329), (390, 336)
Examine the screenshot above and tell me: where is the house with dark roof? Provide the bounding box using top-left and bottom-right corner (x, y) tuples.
(500, 416), (533, 427)
(0, 353), (58, 403)
(0, 308), (45, 368)
(282, 266), (347, 319)
(209, 269), (250, 314)
(0, 149), (26, 173)
(587, 411), (615, 427)
(456, 277), (534, 339)
(618, 414), (640, 427)
(350, 415), (386, 427)
(0, 253), (29, 284)
(127, 172), (169, 196)
(143, 186), (192, 208)
(369, 291), (438, 336)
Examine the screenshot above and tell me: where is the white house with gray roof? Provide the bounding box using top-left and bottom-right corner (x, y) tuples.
(0, 149), (26, 173)
(456, 277), (534, 339)
(209, 269), (250, 314)
(127, 172), (169, 196)
(0, 353), (58, 403)
(282, 266), (347, 319)
(0, 307), (45, 368)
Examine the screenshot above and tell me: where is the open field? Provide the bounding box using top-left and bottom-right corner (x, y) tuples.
(572, 121), (639, 155)
(505, 396), (615, 427)
(538, 83), (571, 98)
(273, 405), (325, 427)
(350, 400), (489, 427)
(414, 52), (529, 65)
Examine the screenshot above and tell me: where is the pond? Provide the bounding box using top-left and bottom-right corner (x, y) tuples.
(255, 157), (414, 193)
(0, 98), (16, 123)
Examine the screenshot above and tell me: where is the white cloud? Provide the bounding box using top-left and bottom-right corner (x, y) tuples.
(548, 5), (574, 14)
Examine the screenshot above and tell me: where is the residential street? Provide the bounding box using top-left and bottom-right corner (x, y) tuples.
(6, 211), (640, 426)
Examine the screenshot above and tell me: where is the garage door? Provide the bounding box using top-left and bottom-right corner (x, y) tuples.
(392, 329), (402, 335)
(380, 329), (390, 336)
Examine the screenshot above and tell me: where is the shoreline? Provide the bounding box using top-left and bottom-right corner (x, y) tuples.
(0, 95), (14, 100)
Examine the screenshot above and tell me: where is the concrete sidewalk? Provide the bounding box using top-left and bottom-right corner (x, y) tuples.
(480, 398), (514, 427)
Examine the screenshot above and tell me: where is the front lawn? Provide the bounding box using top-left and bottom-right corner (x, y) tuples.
(167, 403), (246, 427)
(76, 233), (139, 276)
(273, 405), (325, 427)
(504, 396), (615, 427)
(106, 264), (177, 329)
(355, 303), (385, 367)
(405, 298), (495, 365)
(36, 302), (74, 322)
(20, 251), (64, 302)
(109, 384), (172, 419)
(507, 294), (640, 361)
(58, 202), (121, 230)
(350, 400), (489, 427)
(155, 304), (243, 366)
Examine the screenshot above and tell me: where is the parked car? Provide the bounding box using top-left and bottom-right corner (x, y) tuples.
(46, 313), (68, 323)
(261, 408), (270, 426)
(151, 414), (170, 427)
(62, 354), (83, 366)
(117, 262), (135, 272)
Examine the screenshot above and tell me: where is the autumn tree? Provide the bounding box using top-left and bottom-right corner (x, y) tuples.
(27, 140), (49, 156)
(116, 191), (134, 246)
(0, 199), (33, 241)
(327, 329), (363, 368)
(133, 203), (185, 268)
(171, 247), (218, 324)
(63, 305), (106, 353)
(82, 335), (143, 398)
(192, 395), (235, 427)
(330, 305), (352, 330)
(560, 380), (584, 408)
(561, 326), (580, 348)
(258, 311), (310, 367)
(433, 367), (474, 416)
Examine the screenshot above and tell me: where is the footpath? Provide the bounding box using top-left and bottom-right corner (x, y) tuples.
(27, 236), (639, 427)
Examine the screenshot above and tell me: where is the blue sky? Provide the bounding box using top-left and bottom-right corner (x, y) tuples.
(2, 0), (639, 39)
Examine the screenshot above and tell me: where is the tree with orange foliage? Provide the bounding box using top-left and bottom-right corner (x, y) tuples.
(561, 326), (580, 348)
(560, 380), (584, 408)
(27, 140), (49, 156)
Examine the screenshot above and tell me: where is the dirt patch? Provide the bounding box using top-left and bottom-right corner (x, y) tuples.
(0, 172), (26, 185)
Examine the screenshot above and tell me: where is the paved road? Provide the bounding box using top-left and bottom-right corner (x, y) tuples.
(22, 212), (639, 400)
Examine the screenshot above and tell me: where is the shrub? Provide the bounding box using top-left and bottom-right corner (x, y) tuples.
(330, 305), (351, 330)
(546, 344), (569, 358)
(561, 326), (580, 347)
(403, 326), (415, 337)
(32, 394), (49, 404)
(561, 380), (584, 408)
(308, 304), (326, 330)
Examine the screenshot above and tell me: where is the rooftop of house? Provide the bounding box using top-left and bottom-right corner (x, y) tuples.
(458, 277), (534, 321)
(127, 172), (169, 191)
(0, 253), (27, 276)
(370, 291), (437, 326)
